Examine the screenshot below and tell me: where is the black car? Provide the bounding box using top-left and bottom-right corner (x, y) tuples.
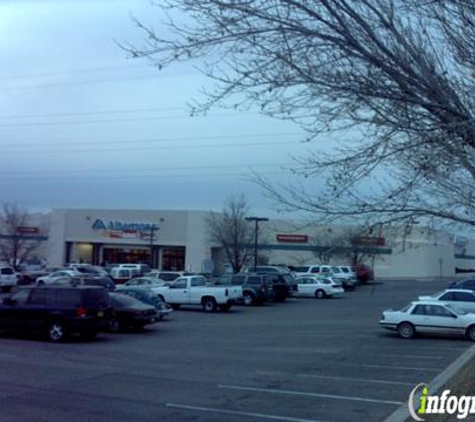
(108, 292), (158, 331)
(215, 273), (287, 305)
(115, 286), (173, 320)
(0, 286), (113, 342)
(449, 278), (475, 290)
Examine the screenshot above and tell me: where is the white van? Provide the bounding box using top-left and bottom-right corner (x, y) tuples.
(0, 265), (17, 292)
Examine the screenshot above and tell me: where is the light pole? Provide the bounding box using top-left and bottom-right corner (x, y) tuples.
(245, 216), (269, 271)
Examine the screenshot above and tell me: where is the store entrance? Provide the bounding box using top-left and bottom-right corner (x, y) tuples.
(103, 248), (150, 265)
(161, 248), (185, 271)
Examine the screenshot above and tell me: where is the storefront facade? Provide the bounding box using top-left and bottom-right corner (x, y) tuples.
(47, 209), (211, 272)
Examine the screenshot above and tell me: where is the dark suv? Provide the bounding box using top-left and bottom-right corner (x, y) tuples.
(0, 286), (113, 342)
(215, 273), (288, 305)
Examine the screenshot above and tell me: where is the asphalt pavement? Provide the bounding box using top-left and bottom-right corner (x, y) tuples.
(0, 278), (470, 422)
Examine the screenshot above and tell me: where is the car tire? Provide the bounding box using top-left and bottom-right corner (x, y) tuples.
(47, 320), (66, 342)
(467, 325), (475, 342)
(315, 289), (326, 299)
(219, 304), (231, 312)
(108, 318), (120, 333)
(398, 322), (415, 339)
(37, 280), (45, 286)
(242, 292), (256, 306)
(202, 297), (217, 312)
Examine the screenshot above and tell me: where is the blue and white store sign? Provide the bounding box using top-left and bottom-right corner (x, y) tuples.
(92, 219), (159, 232)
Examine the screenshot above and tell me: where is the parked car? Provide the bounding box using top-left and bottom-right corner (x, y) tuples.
(418, 289), (475, 313)
(50, 276), (116, 291)
(295, 275), (345, 299)
(355, 264), (374, 283)
(109, 267), (141, 284)
(114, 263), (151, 276)
(448, 278), (475, 290)
(36, 270), (81, 286)
(214, 273), (288, 305)
(153, 275), (242, 312)
(379, 301), (475, 341)
(0, 286), (113, 341)
(123, 277), (167, 288)
(251, 268), (298, 295)
(0, 265), (18, 292)
(108, 292), (159, 331)
(115, 286), (172, 320)
(294, 265), (356, 290)
(145, 271), (190, 283)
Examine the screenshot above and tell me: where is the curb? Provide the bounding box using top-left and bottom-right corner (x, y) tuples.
(384, 343), (475, 422)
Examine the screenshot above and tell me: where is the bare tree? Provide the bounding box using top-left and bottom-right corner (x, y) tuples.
(0, 203), (43, 271)
(127, 1), (475, 232)
(206, 195), (254, 273)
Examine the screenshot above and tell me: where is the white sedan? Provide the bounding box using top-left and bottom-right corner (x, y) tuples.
(36, 270), (80, 285)
(295, 276), (344, 299)
(379, 301), (475, 341)
(418, 289), (475, 313)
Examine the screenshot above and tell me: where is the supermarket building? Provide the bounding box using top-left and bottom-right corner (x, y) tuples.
(22, 208), (475, 279)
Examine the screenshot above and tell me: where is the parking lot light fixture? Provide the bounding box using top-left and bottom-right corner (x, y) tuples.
(245, 217), (269, 271)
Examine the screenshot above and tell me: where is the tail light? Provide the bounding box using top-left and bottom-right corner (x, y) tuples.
(76, 307), (88, 318)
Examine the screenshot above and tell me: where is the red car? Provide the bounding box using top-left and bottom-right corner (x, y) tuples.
(354, 264), (374, 283)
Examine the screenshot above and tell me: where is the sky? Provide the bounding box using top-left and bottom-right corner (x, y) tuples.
(0, 0), (325, 217)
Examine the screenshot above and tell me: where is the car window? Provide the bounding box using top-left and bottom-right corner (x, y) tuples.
(191, 277), (206, 287)
(247, 276), (262, 285)
(341, 267), (349, 273)
(331, 267), (341, 273)
(294, 266), (309, 272)
(426, 305), (454, 317)
(171, 279), (187, 289)
(160, 273), (179, 281)
(439, 292), (454, 301)
(454, 292), (475, 302)
(321, 267), (331, 273)
(11, 288), (30, 304)
(310, 267), (320, 273)
(111, 293), (141, 307)
(0, 267), (14, 275)
(231, 276), (245, 285)
(412, 305), (427, 315)
(28, 289), (51, 305)
(55, 290), (81, 307)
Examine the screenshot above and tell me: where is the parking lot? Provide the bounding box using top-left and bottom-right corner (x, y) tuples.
(0, 278), (471, 422)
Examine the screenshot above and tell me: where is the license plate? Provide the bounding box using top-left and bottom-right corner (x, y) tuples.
(98, 311), (104, 317)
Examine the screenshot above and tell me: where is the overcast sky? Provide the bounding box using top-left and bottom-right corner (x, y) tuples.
(0, 0), (328, 217)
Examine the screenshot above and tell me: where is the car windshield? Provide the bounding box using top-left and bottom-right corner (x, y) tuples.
(331, 267), (341, 273)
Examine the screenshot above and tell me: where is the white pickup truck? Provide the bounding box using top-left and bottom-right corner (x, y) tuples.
(153, 275), (242, 312)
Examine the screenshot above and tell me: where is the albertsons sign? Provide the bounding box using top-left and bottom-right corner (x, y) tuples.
(91, 219), (159, 232)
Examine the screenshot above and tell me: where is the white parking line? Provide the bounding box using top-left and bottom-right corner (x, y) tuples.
(366, 353), (443, 360)
(218, 385), (404, 406)
(165, 403), (325, 422)
(256, 370), (414, 386)
(341, 363), (440, 372)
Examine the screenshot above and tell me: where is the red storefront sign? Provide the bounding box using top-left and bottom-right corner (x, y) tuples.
(276, 234), (309, 243)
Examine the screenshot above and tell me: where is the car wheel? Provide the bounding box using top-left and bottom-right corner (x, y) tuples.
(48, 320), (66, 342)
(37, 280), (44, 286)
(398, 322), (415, 339)
(219, 304), (231, 312)
(202, 297), (217, 312)
(242, 292), (256, 306)
(467, 325), (475, 342)
(108, 318), (120, 333)
(315, 289), (326, 299)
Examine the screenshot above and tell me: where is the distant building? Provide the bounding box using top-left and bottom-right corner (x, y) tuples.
(16, 208), (475, 279)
